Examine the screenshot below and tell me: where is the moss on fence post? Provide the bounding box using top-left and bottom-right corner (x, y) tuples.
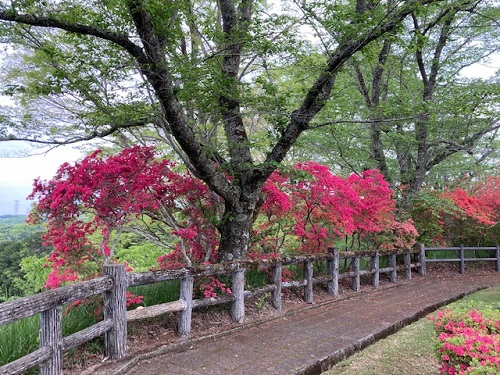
(103, 264), (127, 360)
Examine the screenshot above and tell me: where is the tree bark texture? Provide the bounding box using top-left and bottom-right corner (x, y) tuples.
(40, 306), (63, 375)
(178, 276), (194, 337)
(103, 264), (127, 360)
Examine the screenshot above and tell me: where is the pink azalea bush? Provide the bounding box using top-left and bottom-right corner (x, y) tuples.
(195, 276), (232, 299)
(430, 307), (500, 374)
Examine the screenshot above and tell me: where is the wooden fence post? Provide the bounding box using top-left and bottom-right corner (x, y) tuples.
(178, 276), (194, 337)
(418, 243), (427, 276)
(103, 264), (127, 360)
(272, 262), (282, 310)
(40, 306), (62, 375)
(352, 256), (360, 292)
(496, 245), (500, 273)
(459, 244), (465, 275)
(303, 260), (313, 303)
(389, 254), (397, 283)
(327, 248), (339, 296)
(371, 252), (379, 288)
(231, 269), (246, 323)
(404, 252), (412, 280)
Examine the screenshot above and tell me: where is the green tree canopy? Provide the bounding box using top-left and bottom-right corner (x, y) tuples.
(288, 1), (500, 203)
(0, 0), (496, 261)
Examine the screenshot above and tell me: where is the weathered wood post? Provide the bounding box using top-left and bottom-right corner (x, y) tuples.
(231, 268), (246, 323)
(404, 251), (412, 280)
(178, 276), (194, 337)
(496, 245), (500, 273)
(103, 264), (127, 360)
(459, 244), (465, 275)
(272, 261), (282, 310)
(389, 253), (397, 283)
(418, 243), (427, 276)
(327, 248), (339, 296)
(351, 256), (360, 292)
(304, 259), (313, 304)
(40, 306), (63, 375)
(371, 252), (379, 288)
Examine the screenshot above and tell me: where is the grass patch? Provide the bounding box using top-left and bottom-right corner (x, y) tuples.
(0, 299), (105, 371)
(129, 280), (181, 306)
(323, 286), (500, 375)
(0, 316), (39, 369)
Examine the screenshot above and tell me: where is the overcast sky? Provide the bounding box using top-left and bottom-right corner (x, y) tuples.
(0, 141), (84, 215)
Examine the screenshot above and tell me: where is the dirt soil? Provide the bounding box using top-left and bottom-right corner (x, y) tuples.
(63, 262), (490, 374)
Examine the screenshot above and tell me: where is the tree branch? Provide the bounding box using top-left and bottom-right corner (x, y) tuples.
(426, 121), (500, 170)
(125, 0), (237, 200)
(0, 8), (147, 64)
(1, 121), (148, 145)
(308, 116), (419, 129)
(217, 0), (254, 173)
(264, 0), (445, 172)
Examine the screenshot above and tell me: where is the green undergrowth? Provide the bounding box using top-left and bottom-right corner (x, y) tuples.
(323, 286), (500, 375)
(0, 300), (101, 373)
(129, 279), (181, 306)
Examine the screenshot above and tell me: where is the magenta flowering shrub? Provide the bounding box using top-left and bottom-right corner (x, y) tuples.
(430, 308), (500, 374)
(195, 276), (232, 299)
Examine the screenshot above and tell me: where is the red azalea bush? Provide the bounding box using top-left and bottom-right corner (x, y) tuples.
(257, 163), (417, 254)
(28, 146), (219, 289)
(430, 308), (500, 374)
(28, 146), (419, 300)
(412, 177), (500, 247)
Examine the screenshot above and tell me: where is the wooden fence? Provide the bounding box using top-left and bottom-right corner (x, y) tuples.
(3, 244), (498, 375)
(422, 244), (500, 274)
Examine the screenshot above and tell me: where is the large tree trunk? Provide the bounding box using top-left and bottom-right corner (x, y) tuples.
(352, 38), (392, 183)
(217, 209), (254, 262)
(400, 9), (459, 208)
(217, 192), (260, 262)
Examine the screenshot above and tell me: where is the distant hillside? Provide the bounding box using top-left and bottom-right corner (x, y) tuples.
(0, 215), (45, 243)
(0, 215), (29, 225)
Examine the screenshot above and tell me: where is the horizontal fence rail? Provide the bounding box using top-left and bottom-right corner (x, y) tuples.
(423, 245), (500, 274)
(2, 244), (498, 375)
(0, 266), (125, 375)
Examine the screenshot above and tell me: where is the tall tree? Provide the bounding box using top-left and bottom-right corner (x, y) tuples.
(291, 0), (500, 204)
(0, 0), (464, 261)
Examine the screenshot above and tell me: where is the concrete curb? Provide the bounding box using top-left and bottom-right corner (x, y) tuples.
(296, 286), (489, 375)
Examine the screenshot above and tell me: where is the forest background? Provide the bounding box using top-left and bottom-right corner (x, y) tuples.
(0, 0), (499, 302)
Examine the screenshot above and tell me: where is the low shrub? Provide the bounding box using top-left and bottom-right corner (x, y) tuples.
(430, 306), (500, 374)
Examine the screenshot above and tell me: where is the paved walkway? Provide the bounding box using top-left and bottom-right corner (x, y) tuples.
(89, 270), (500, 375)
